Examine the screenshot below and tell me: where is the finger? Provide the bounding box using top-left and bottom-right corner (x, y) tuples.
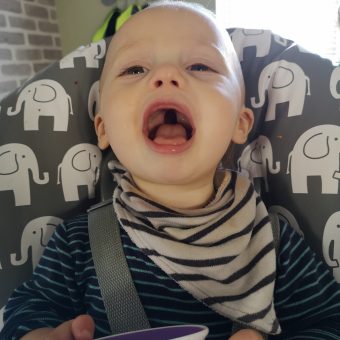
(45, 320), (74, 340)
(71, 314), (96, 340)
(229, 329), (265, 340)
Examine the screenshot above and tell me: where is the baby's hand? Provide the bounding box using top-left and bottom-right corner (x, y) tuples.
(228, 328), (265, 340)
(21, 314), (95, 340)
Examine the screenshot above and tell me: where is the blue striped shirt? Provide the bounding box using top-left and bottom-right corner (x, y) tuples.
(1, 213), (340, 339)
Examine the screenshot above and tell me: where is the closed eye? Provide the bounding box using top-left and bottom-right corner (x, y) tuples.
(188, 63), (214, 72)
(120, 65), (146, 76)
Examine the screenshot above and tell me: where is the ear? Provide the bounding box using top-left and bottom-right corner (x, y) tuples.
(303, 132), (329, 159)
(94, 113), (110, 150)
(0, 150), (19, 175)
(232, 107), (254, 144)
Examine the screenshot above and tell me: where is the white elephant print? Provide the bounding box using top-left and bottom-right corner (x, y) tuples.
(237, 135), (280, 192)
(287, 125), (340, 194)
(88, 80), (100, 121)
(6, 79), (73, 132)
(59, 40), (106, 69)
(322, 211), (340, 283)
(57, 143), (102, 201)
(10, 216), (62, 270)
(230, 29), (288, 62)
(0, 143), (49, 206)
(330, 67), (340, 100)
(251, 60), (311, 121)
(268, 205), (304, 237)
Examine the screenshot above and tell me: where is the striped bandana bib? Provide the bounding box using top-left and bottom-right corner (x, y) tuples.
(111, 162), (281, 334)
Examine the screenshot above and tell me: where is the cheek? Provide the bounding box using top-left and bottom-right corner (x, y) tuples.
(102, 100), (136, 139)
(109, 133), (133, 168)
(198, 78), (240, 113)
(104, 111), (139, 159)
(199, 96), (238, 136)
(213, 78), (242, 112)
(198, 103), (238, 161)
(108, 120), (131, 148)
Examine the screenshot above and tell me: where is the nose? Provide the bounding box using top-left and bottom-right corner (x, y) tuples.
(149, 64), (185, 89)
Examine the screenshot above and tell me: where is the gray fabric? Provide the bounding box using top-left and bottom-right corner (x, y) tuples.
(269, 212), (281, 256)
(88, 200), (150, 334)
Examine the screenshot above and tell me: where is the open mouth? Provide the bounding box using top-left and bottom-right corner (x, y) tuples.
(145, 107), (194, 146)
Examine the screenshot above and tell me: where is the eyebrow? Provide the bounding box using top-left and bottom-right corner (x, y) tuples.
(193, 43), (228, 58)
(114, 41), (228, 60)
(191, 43), (231, 71)
(112, 39), (150, 58)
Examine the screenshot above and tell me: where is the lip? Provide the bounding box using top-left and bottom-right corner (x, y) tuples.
(142, 99), (196, 154)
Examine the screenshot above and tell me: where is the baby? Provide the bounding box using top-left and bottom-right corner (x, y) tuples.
(2, 1), (340, 340)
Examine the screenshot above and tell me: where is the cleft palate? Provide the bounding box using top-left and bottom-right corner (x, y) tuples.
(164, 109), (178, 124)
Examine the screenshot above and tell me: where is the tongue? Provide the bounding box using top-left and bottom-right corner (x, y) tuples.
(153, 124), (187, 145)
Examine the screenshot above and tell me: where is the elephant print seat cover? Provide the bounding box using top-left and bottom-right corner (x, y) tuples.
(0, 28), (339, 329)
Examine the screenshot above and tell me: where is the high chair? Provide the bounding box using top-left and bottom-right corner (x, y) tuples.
(0, 27), (339, 331)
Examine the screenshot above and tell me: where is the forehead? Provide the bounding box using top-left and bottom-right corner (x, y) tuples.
(108, 6), (228, 55)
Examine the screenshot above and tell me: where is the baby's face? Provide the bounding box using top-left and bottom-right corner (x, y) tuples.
(96, 6), (252, 187)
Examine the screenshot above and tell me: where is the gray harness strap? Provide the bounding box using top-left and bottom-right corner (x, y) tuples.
(88, 200), (150, 334)
(269, 212), (281, 256)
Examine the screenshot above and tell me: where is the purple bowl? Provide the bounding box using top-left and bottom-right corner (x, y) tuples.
(96, 324), (209, 340)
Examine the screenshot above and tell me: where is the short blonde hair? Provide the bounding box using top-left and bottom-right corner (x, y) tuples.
(148, 0), (217, 20)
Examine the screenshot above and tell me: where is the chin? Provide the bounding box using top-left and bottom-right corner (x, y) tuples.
(147, 167), (192, 184)
(140, 161), (212, 187)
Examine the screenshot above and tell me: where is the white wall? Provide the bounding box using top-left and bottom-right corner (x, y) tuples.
(56, 0), (112, 55)
(56, 0), (216, 56)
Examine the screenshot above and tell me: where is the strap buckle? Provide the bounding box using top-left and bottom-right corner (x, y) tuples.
(87, 198), (113, 213)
